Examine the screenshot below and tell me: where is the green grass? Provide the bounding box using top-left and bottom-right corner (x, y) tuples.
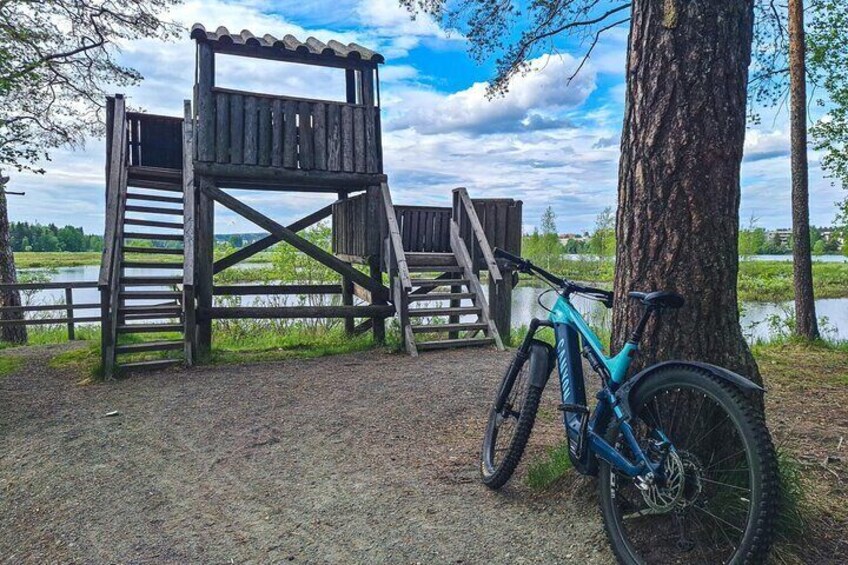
(49, 344), (103, 382)
(526, 442), (573, 489)
(209, 323), (381, 364)
(0, 355), (23, 377)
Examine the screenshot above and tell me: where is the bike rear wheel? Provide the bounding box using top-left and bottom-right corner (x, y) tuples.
(480, 341), (550, 489)
(598, 368), (777, 564)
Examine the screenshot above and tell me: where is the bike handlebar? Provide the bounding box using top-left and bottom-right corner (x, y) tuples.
(493, 247), (614, 308)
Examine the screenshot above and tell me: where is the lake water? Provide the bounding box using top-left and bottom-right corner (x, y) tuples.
(17, 265), (848, 343)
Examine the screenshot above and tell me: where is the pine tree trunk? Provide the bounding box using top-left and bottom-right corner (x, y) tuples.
(0, 174), (27, 344)
(612, 0), (761, 384)
(788, 0), (819, 340)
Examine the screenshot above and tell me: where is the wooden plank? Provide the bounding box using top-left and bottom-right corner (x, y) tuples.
(214, 284), (342, 295)
(258, 97), (272, 166)
(207, 305), (394, 319)
(298, 101), (314, 170)
(243, 96), (258, 165)
(212, 202), (334, 274)
(313, 102), (327, 171)
(353, 107), (366, 173)
(365, 107), (378, 173)
(271, 99), (283, 167)
(283, 100), (297, 168)
(202, 183), (389, 301)
(193, 161), (385, 190)
(0, 281), (98, 290)
(0, 317), (101, 326)
(229, 93), (244, 164)
(341, 105), (354, 172)
(196, 42), (215, 162)
(215, 92), (229, 163)
(327, 104), (342, 172)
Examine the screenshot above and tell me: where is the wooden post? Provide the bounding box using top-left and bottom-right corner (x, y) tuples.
(369, 260), (385, 343)
(100, 288), (113, 377)
(65, 287), (75, 340)
(341, 275), (354, 334)
(489, 267), (514, 346)
(196, 177), (215, 359)
(196, 42), (216, 162)
(183, 99), (197, 365)
(449, 275), (460, 340)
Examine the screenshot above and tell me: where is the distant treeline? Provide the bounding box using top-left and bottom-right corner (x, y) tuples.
(10, 222), (103, 252)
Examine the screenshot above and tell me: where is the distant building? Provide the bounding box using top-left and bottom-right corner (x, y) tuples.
(764, 227), (843, 246)
(559, 232), (588, 246)
(764, 228), (792, 247)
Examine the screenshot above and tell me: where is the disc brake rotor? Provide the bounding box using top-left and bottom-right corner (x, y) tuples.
(642, 450), (686, 512)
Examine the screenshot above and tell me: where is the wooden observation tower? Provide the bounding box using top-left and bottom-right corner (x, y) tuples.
(98, 24), (522, 376)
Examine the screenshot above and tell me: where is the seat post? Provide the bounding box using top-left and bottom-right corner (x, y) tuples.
(628, 307), (656, 345)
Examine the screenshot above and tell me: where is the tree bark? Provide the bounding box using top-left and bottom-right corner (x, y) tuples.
(0, 172), (27, 344)
(788, 0), (819, 340)
(612, 0), (761, 384)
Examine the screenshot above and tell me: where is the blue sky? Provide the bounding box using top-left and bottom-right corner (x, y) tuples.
(7, 0), (843, 235)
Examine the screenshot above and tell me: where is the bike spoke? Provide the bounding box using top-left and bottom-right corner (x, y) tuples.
(699, 476), (751, 493)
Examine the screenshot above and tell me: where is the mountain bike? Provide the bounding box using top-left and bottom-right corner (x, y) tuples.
(481, 248), (777, 564)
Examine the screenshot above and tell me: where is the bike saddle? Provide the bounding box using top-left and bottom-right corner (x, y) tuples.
(628, 291), (685, 309)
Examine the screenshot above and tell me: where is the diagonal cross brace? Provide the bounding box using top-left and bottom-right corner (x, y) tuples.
(201, 184), (389, 302)
(213, 202), (335, 274)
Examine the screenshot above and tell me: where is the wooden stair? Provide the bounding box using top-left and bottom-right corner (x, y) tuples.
(403, 253), (502, 355)
(115, 168), (188, 375)
(380, 184), (508, 357)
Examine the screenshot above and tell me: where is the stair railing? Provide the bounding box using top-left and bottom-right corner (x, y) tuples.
(379, 182), (416, 354)
(451, 187), (503, 284)
(450, 187), (505, 350)
(99, 95), (129, 377)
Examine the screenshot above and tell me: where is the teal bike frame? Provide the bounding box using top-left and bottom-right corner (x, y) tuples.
(521, 293), (663, 480)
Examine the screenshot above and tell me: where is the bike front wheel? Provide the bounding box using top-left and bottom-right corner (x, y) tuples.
(598, 368), (778, 564)
(480, 341), (551, 489)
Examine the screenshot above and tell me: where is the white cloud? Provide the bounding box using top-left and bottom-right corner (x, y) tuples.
(386, 54), (597, 135)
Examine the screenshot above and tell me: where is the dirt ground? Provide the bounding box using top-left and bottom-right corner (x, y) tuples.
(1, 345), (612, 564)
(2, 343), (846, 564)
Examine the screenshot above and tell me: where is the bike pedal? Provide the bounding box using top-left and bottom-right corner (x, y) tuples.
(558, 403), (589, 414)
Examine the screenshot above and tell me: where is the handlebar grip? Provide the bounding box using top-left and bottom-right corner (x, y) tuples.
(493, 247), (525, 266)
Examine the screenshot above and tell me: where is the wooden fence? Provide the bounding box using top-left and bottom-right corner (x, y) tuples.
(126, 112), (183, 169)
(394, 205), (453, 254)
(0, 282), (101, 340)
(206, 88), (381, 173)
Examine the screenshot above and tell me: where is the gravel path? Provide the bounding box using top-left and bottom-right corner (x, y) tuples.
(0, 344), (612, 564)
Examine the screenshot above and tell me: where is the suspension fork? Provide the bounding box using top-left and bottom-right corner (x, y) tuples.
(494, 319), (553, 413)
